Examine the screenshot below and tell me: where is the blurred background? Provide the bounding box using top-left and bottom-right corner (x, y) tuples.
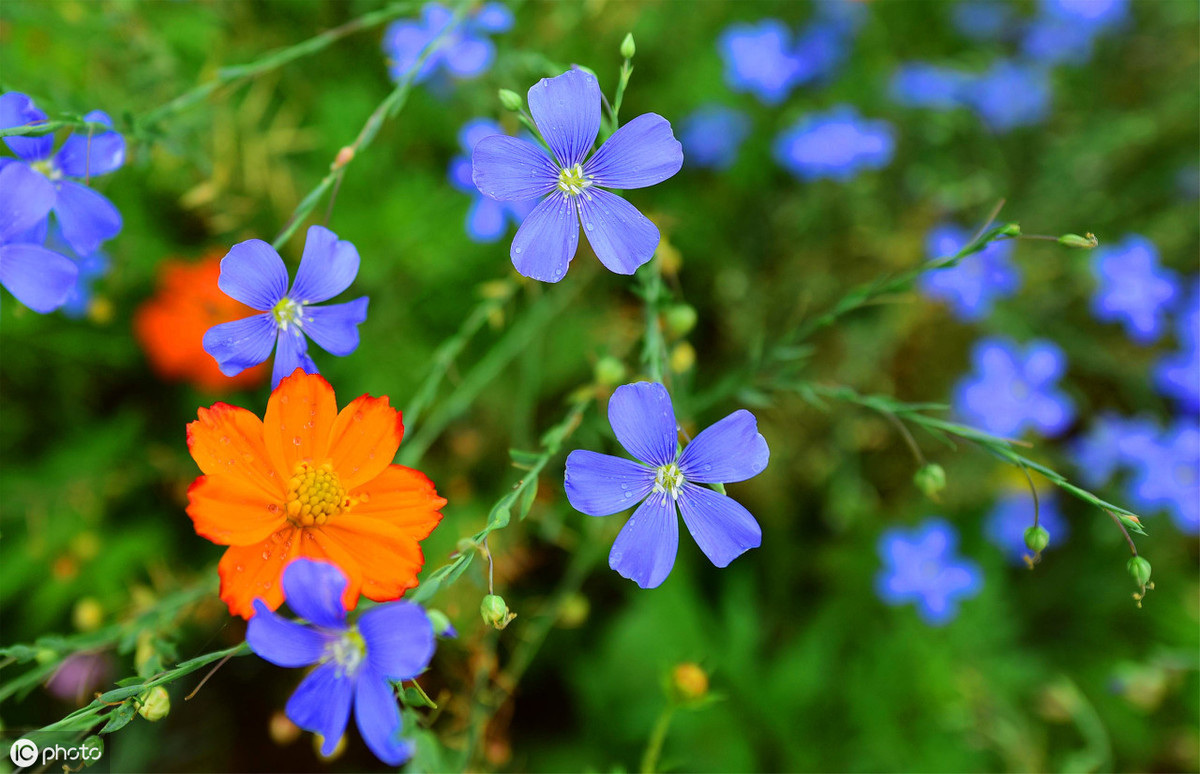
(1, 0), (1197, 771)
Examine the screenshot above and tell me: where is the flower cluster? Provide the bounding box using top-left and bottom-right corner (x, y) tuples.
(876, 519), (982, 625)
(0, 92), (124, 313)
(382, 2), (513, 84)
(953, 338), (1075, 438)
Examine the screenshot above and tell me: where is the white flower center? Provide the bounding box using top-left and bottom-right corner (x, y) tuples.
(653, 463), (685, 500)
(31, 159), (62, 181)
(272, 297), (304, 331)
(557, 163), (593, 197)
(326, 628), (366, 678)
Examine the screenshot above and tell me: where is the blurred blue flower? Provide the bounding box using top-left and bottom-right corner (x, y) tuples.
(717, 20), (804, 105)
(773, 107), (894, 182)
(1125, 420), (1199, 534)
(984, 492), (1069, 563)
(0, 92), (124, 255)
(953, 338), (1075, 438)
(1090, 235), (1178, 344)
(1021, 0), (1129, 65)
(0, 163), (79, 313)
(247, 559), (434, 766)
(202, 225), (369, 388)
(876, 518), (982, 625)
(918, 222), (1020, 321)
(565, 381), (769, 589)
(37, 224), (110, 319)
(382, 2), (513, 83)
(1069, 412), (1159, 488)
(962, 61), (1051, 132)
(952, 0), (1015, 41)
(1154, 279), (1200, 413)
(472, 69), (683, 282)
(679, 105), (751, 170)
(889, 63), (972, 110)
(449, 119), (535, 242)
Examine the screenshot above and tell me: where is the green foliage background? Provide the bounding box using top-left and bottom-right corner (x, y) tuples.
(1, 1), (1197, 772)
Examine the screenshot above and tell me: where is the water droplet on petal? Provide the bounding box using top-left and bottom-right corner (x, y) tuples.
(292, 436), (302, 446)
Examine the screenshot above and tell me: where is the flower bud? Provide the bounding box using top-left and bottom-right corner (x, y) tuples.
(665, 304), (698, 337)
(331, 146), (355, 171)
(73, 597), (104, 632)
(1058, 232), (1098, 249)
(671, 663), (708, 702)
(427, 609), (457, 638)
(912, 464), (946, 500)
(269, 710), (301, 745)
(1024, 525), (1050, 554)
(594, 356), (626, 387)
(669, 342), (695, 374)
(498, 89), (524, 112)
(620, 33), (636, 59)
(455, 537), (477, 556)
(480, 594), (516, 629)
(137, 686), (170, 721)
(998, 223), (1021, 237)
(1127, 556), (1151, 587)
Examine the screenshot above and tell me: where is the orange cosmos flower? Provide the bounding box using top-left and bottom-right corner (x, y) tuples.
(186, 369), (446, 619)
(134, 253), (268, 392)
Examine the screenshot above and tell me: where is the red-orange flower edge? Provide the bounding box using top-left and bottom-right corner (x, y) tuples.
(186, 369), (446, 618)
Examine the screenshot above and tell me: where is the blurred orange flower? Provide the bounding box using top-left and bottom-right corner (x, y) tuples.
(186, 369), (446, 619)
(134, 254), (268, 392)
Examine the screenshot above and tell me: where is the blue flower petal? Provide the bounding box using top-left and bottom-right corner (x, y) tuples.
(290, 226), (361, 304)
(358, 602), (435, 680)
(54, 111), (125, 178)
(609, 490), (678, 589)
(584, 114), (684, 190)
(354, 667), (412, 766)
(564, 450), (656, 516)
(202, 313), (278, 377)
(0, 92), (53, 162)
(0, 163), (55, 241)
(301, 297), (369, 357)
(218, 239), (289, 311)
(459, 119), (504, 154)
(510, 192), (579, 282)
(678, 409), (769, 484)
(608, 381), (678, 467)
(467, 197), (507, 241)
(528, 69), (601, 168)
(285, 661), (354, 757)
(247, 599), (334, 667)
(448, 156), (475, 192)
(472, 135), (559, 202)
(676, 483), (762, 568)
(382, 20), (439, 83)
(444, 35), (495, 78)
(576, 188), (660, 275)
(1023, 341), (1066, 384)
(281, 559), (350, 630)
(52, 180), (122, 256)
(0, 243), (79, 313)
(272, 327), (318, 389)
(474, 3), (514, 32)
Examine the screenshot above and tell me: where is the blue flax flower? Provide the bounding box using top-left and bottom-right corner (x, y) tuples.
(1090, 235), (1179, 344)
(1021, 0), (1129, 65)
(876, 518), (982, 625)
(679, 105), (751, 170)
(382, 2), (513, 83)
(889, 63), (973, 110)
(717, 20), (804, 105)
(961, 61), (1051, 132)
(247, 559), (434, 765)
(472, 69), (683, 282)
(202, 225), (369, 389)
(985, 492), (1068, 564)
(1124, 420), (1199, 535)
(919, 222), (1020, 321)
(564, 382), (769, 589)
(1154, 280), (1199, 413)
(448, 119), (534, 241)
(953, 338), (1075, 438)
(952, 0), (1015, 41)
(1069, 412), (1158, 488)
(773, 107), (894, 182)
(0, 163), (79, 313)
(37, 224), (110, 319)
(0, 92), (124, 255)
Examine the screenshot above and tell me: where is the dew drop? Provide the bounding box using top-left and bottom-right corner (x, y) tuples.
(704, 464), (712, 472)
(515, 247), (523, 254)
(220, 436), (231, 445)
(354, 410), (365, 421)
(623, 491), (633, 499)
(280, 396), (290, 405)
(292, 436), (302, 446)
(585, 222), (594, 231)
(235, 564), (245, 572)
(261, 549), (272, 560)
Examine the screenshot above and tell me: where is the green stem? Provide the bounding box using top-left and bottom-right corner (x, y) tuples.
(638, 256), (669, 384)
(640, 704), (676, 774)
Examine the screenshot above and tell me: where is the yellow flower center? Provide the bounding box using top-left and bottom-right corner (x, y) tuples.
(326, 628), (366, 677)
(653, 462), (685, 500)
(31, 159), (62, 181)
(272, 297), (303, 330)
(557, 163), (592, 196)
(285, 461), (351, 527)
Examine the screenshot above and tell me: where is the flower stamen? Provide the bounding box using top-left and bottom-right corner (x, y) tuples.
(653, 463), (685, 500)
(272, 297), (304, 331)
(557, 163), (593, 196)
(285, 461), (353, 527)
(326, 628), (366, 678)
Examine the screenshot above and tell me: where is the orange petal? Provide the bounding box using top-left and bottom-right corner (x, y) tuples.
(296, 529), (365, 612)
(263, 369), (337, 476)
(350, 465), (447, 535)
(188, 403), (283, 498)
(321, 515), (432, 601)
(187, 475), (287, 546)
(217, 527), (302, 619)
(327, 394), (404, 490)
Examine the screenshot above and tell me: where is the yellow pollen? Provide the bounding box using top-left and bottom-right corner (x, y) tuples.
(557, 163), (592, 196)
(285, 461), (353, 527)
